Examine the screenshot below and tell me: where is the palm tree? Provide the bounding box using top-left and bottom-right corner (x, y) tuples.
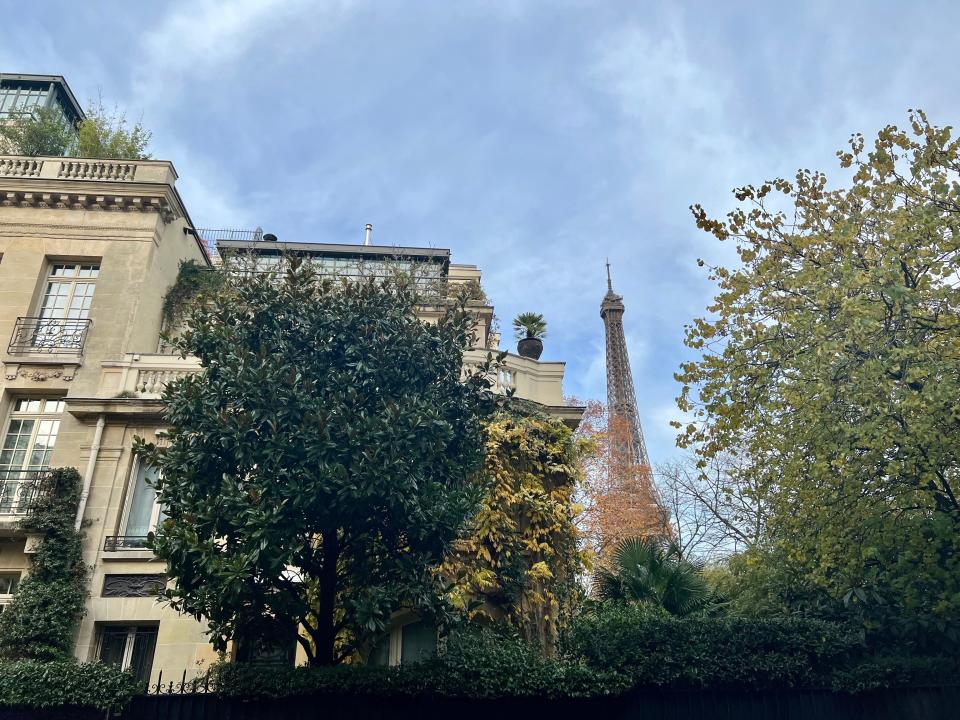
(594, 537), (711, 616)
(512, 312), (547, 341)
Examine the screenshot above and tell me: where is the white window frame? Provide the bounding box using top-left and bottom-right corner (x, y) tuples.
(35, 262), (100, 321)
(0, 571), (21, 611)
(0, 399), (64, 514)
(118, 456), (164, 538)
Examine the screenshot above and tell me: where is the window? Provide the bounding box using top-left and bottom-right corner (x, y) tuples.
(97, 624), (158, 685)
(234, 625), (297, 667)
(32, 263), (98, 350)
(0, 399), (63, 514)
(0, 572), (20, 596)
(0, 572), (20, 614)
(368, 618), (436, 667)
(118, 459), (165, 546)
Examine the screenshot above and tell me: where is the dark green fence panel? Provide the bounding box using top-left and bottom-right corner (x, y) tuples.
(123, 686), (960, 720)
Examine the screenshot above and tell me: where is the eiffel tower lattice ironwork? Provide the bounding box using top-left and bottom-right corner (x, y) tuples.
(601, 261), (650, 468)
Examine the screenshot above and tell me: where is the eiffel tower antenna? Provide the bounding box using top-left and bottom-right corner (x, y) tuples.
(601, 262), (650, 468)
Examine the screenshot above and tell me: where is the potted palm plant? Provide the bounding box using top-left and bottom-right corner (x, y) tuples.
(513, 312), (547, 360)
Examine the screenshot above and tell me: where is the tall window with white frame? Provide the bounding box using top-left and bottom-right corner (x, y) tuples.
(0, 399), (64, 514)
(31, 263), (99, 351)
(113, 459), (165, 550)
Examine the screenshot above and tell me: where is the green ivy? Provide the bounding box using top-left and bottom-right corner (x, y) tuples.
(0, 468), (88, 661)
(0, 660), (139, 710)
(161, 259), (223, 326)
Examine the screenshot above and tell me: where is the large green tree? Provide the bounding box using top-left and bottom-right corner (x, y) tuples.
(136, 260), (500, 665)
(677, 111), (960, 638)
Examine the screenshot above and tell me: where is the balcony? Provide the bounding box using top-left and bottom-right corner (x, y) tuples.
(104, 535), (150, 552)
(0, 469), (43, 516)
(0, 155), (176, 184)
(7, 317), (91, 355)
(100, 350), (568, 408)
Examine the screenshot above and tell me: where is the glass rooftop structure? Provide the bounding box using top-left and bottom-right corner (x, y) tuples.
(0, 74), (84, 128)
(208, 234), (451, 290)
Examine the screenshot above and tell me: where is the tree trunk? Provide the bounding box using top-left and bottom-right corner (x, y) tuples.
(311, 530), (340, 666)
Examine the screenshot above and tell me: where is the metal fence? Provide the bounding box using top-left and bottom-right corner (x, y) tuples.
(195, 228), (263, 260)
(122, 686), (960, 720)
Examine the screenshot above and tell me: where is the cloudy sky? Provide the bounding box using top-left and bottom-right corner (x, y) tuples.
(2, 0), (957, 460)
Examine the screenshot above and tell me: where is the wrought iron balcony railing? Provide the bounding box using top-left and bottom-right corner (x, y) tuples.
(103, 535), (151, 552)
(0, 469), (44, 516)
(7, 316), (91, 355)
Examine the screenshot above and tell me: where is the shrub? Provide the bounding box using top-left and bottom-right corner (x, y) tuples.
(0, 661), (139, 710)
(565, 603), (958, 691)
(214, 630), (625, 700)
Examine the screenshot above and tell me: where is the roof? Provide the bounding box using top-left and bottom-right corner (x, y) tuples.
(0, 73), (85, 122)
(215, 239), (451, 263)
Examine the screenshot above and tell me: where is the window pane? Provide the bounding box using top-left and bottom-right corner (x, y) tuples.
(400, 621), (436, 665)
(126, 463), (159, 536)
(129, 627), (158, 684)
(368, 634), (390, 667)
(98, 627), (128, 667)
(0, 573), (20, 594)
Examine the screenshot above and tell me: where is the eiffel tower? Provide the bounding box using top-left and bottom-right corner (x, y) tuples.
(601, 262), (650, 468)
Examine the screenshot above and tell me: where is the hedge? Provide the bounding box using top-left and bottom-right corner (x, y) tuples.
(214, 631), (625, 700)
(213, 613), (958, 701)
(0, 660), (140, 710)
(566, 604), (959, 692)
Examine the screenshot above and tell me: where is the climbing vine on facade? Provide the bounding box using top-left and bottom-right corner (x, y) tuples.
(0, 468), (88, 661)
(440, 411), (586, 656)
(161, 259), (225, 328)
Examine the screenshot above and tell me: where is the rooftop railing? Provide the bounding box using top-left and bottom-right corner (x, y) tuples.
(0, 155), (176, 184)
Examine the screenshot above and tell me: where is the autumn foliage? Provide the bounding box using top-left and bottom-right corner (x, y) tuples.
(440, 411), (585, 656)
(574, 399), (669, 563)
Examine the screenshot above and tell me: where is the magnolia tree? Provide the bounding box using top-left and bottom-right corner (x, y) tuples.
(136, 260), (501, 665)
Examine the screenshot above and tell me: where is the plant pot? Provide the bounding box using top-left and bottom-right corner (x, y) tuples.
(517, 337), (543, 360)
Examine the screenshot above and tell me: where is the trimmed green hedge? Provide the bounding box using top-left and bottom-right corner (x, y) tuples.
(565, 604), (958, 692)
(567, 604), (856, 689)
(213, 613), (958, 701)
(0, 660), (140, 710)
(214, 631), (624, 700)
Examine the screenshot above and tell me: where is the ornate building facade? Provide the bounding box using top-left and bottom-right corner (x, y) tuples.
(0, 77), (579, 684)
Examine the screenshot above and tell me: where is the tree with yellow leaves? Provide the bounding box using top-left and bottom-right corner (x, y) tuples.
(440, 411), (585, 656)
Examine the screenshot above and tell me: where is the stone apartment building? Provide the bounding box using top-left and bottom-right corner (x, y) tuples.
(0, 78), (579, 685)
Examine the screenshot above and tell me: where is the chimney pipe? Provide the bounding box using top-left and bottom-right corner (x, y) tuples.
(364, 223), (373, 246)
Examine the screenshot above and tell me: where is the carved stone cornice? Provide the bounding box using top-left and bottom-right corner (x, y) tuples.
(0, 189), (179, 223)
(0, 155), (186, 224)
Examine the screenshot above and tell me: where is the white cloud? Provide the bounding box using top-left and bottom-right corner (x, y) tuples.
(130, 0), (356, 110)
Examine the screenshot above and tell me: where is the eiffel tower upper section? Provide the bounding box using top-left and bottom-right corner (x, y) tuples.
(601, 263), (651, 468)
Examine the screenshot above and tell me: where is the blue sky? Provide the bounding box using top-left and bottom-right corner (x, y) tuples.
(3, 0), (958, 461)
